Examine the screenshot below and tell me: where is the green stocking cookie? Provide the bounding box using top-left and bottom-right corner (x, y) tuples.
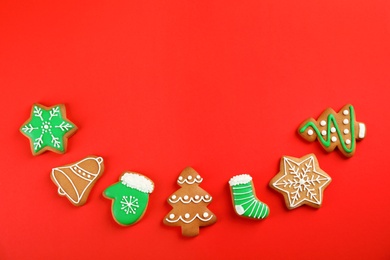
(104, 172), (154, 226)
(229, 174), (269, 219)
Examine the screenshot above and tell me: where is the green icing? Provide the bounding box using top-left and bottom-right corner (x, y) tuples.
(299, 105), (356, 154)
(104, 182), (150, 225)
(231, 182), (269, 219)
(20, 105), (76, 154)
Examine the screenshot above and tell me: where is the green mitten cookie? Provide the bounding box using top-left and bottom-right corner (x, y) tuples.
(104, 172), (154, 226)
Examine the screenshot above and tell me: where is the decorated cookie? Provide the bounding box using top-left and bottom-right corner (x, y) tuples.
(163, 167), (217, 237)
(103, 172), (154, 226)
(229, 174), (269, 219)
(269, 154), (331, 209)
(298, 104), (366, 157)
(51, 156), (104, 206)
(20, 104), (77, 155)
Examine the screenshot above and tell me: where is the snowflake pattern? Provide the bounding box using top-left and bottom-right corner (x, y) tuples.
(120, 195), (140, 215)
(272, 155), (331, 208)
(20, 104), (76, 154)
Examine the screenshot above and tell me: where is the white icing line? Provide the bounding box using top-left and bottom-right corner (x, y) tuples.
(165, 213), (214, 224)
(358, 123), (366, 139)
(168, 195), (212, 204)
(177, 178), (203, 185)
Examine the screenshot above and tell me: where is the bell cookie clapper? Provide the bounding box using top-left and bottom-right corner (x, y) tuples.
(229, 174), (269, 219)
(20, 104), (77, 155)
(103, 172), (154, 226)
(163, 167), (217, 237)
(51, 156), (104, 206)
(298, 104), (366, 157)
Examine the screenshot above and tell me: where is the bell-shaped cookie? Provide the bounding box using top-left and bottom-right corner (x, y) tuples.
(51, 156), (104, 206)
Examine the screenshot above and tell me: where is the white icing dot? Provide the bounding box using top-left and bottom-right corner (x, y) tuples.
(320, 120), (326, 126)
(194, 195), (200, 200)
(184, 213), (190, 218)
(87, 175), (91, 178)
(187, 175), (192, 180)
(331, 136), (337, 142)
(343, 110), (349, 115)
(343, 119), (349, 125)
(73, 167), (77, 170)
(307, 129), (313, 136)
(178, 176), (183, 181)
(204, 195), (210, 199)
(331, 127), (336, 133)
(169, 214), (175, 219)
(344, 129), (349, 135)
(183, 195), (189, 200)
(78, 170), (82, 173)
(321, 130), (327, 136)
(203, 212), (209, 218)
(82, 173), (86, 176)
(346, 139), (351, 145)
(171, 195), (176, 200)
(196, 175), (201, 179)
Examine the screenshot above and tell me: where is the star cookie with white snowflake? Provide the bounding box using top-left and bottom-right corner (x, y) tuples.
(298, 104), (366, 157)
(103, 172), (154, 226)
(20, 104), (77, 155)
(270, 154), (331, 209)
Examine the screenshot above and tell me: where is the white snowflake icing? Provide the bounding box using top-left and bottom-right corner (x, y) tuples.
(273, 156), (331, 208)
(21, 105), (75, 152)
(120, 195), (139, 215)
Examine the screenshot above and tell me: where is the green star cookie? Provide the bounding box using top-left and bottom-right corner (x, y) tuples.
(20, 104), (77, 155)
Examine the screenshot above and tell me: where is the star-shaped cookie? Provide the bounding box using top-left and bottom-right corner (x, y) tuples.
(270, 154), (331, 209)
(20, 104), (77, 155)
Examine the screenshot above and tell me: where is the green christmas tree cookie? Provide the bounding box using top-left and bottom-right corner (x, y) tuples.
(103, 172), (154, 226)
(229, 174), (269, 219)
(20, 104), (77, 155)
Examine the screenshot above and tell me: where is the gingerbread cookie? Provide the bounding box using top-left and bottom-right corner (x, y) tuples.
(20, 104), (77, 155)
(51, 156), (104, 206)
(103, 172), (154, 226)
(270, 154), (331, 209)
(229, 174), (269, 219)
(298, 104), (365, 157)
(163, 167), (217, 237)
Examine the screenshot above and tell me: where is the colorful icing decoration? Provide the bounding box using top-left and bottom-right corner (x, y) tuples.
(229, 174), (269, 219)
(51, 156), (104, 206)
(298, 104), (365, 157)
(20, 104), (77, 155)
(103, 172), (154, 226)
(163, 167), (217, 237)
(269, 154), (331, 209)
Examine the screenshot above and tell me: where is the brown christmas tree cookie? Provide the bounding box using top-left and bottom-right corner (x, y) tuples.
(163, 167), (217, 237)
(51, 156), (104, 206)
(298, 104), (366, 157)
(269, 154), (331, 209)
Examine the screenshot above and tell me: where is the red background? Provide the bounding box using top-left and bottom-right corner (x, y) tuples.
(1, 0), (389, 259)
